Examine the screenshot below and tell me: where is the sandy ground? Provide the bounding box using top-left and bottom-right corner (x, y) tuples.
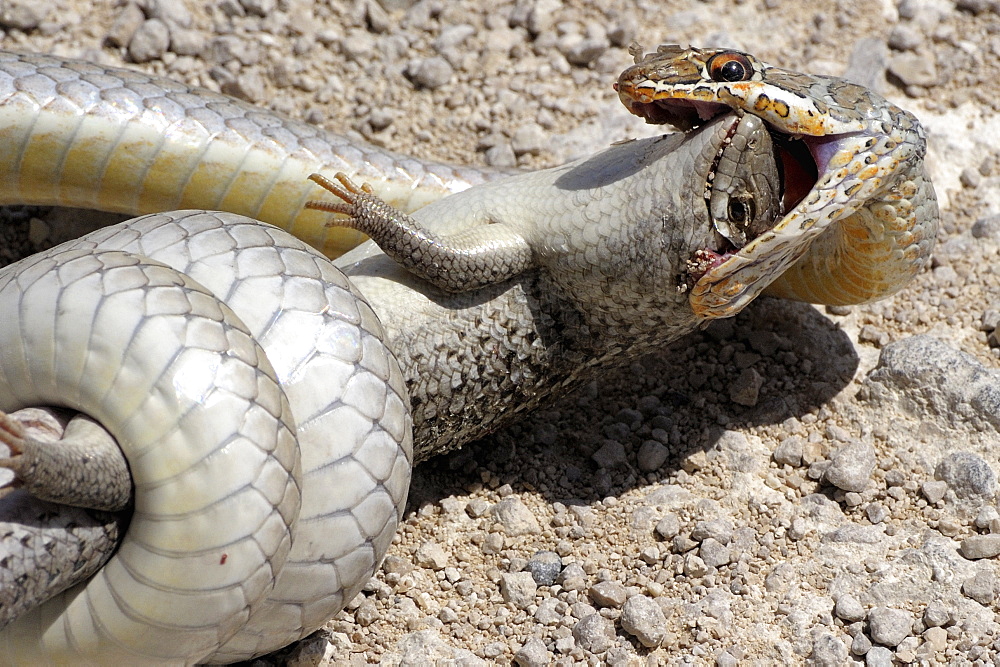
(4, 0), (1000, 664)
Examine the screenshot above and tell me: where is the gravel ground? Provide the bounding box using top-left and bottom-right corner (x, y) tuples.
(4, 0), (1000, 664)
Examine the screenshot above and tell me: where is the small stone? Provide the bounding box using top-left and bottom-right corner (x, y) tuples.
(851, 631), (873, 656)
(888, 52), (939, 88)
(392, 630), (482, 664)
(638, 546), (660, 565)
(168, 28), (203, 56)
(406, 56), (454, 89)
(128, 18), (171, 63)
(764, 562), (794, 593)
(599, 12), (633, 46)
(962, 569), (999, 605)
(922, 626), (947, 652)
(921, 480), (948, 503)
(896, 637), (918, 664)
(973, 214), (1000, 239)
(592, 440), (627, 469)
(141, 0), (193, 27)
(514, 636), (550, 667)
(715, 651), (739, 667)
(922, 600), (951, 627)
(975, 505), (999, 529)
(865, 503), (889, 524)
(651, 514), (679, 542)
(824, 441), (876, 492)
(810, 633), (848, 665)
(340, 30), (374, 61)
(888, 24), (923, 51)
(534, 597), (562, 625)
(557, 33), (608, 67)
(572, 613), (615, 654)
(788, 517), (808, 540)
(835, 594), (866, 622)
(937, 517), (961, 537)
(637, 439), (669, 472)
(773, 436), (804, 467)
(691, 519), (734, 545)
(285, 634), (336, 666)
(106, 2), (144, 47)
(434, 24), (475, 52)
(859, 324), (891, 347)
(526, 550), (562, 586)
(620, 594), (667, 648)
(684, 553), (709, 577)
(221, 71), (267, 104)
(935, 452), (998, 500)
(589, 580), (627, 608)
(865, 646), (894, 667)
(482, 532), (504, 554)
(960, 534), (1000, 559)
(415, 541), (448, 570)
(867, 606), (912, 647)
(0, 0), (43, 30)
(956, 0), (994, 13)
(355, 597), (379, 626)
(484, 142), (517, 168)
(699, 538), (731, 568)
(492, 497), (542, 535)
(240, 0), (276, 15)
(508, 0), (558, 35)
(510, 123), (547, 157)
(382, 555), (413, 576)
(674, 532), (698, 553)
(558, 562), (586, 586)
(729, 368), (764, 406)
(960, 167), (983, 189)
(500, 572), (538, 609)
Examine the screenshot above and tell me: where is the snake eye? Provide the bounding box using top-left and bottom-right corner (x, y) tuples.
(728, 196), (756, 226)
(708, 53), (753, 83)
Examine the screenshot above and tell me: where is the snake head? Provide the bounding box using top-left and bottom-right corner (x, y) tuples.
(616, 44), (935, 320)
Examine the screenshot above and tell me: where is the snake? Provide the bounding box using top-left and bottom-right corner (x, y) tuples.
(0, 44), (936, 663)
(616, 44), (938, 319)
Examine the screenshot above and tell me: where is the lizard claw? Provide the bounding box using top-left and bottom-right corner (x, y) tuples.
(305, 172), (375, 222)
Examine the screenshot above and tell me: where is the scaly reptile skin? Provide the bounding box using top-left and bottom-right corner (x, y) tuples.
(0, 46), (933, 663)
(616, 45), (939, 318)
(0, 51), (503, 257)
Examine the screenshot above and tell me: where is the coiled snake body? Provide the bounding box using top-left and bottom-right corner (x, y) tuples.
(0, 46), (936, 663)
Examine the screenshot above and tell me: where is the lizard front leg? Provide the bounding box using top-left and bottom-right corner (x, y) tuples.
(307, 172), (533, 292)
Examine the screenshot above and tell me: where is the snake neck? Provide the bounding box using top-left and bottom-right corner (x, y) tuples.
(764, 168), (938, 305)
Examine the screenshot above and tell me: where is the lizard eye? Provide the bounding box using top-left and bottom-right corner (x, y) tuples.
(728, 196), (756, 227)
(708, 53), (753, 83)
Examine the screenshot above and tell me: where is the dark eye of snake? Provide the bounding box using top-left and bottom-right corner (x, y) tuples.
(708, 53), (753, 83)
(728, 196), (755, 226)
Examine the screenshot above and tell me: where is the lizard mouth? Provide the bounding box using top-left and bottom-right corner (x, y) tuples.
(686, 107), (819, 284)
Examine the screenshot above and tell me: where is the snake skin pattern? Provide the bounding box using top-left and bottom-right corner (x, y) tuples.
(0, 51), (503, 258)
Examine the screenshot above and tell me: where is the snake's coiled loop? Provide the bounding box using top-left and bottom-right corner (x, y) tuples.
(0, 211), (412, 663)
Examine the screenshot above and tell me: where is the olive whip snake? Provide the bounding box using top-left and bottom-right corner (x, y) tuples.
(0, 45), (936, 663)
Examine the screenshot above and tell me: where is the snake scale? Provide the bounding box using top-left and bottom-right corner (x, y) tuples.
(0, 45), (936, 663)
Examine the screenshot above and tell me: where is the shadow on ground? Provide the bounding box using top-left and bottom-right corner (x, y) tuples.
(406, 294), (858, 510)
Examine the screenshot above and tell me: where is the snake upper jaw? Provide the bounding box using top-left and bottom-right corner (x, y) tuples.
(615, 92), (731, 132)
